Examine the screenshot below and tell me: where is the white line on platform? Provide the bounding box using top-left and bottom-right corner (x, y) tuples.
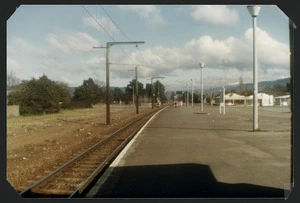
(111, 106), (168, 167)
(86, 106), (168, 197)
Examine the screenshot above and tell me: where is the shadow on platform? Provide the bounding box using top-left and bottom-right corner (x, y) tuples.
(89, 163), (289, 198)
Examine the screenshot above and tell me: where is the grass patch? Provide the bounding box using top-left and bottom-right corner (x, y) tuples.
(7, 106), (107, 136)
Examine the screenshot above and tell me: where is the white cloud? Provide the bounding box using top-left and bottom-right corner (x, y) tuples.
(58, 75), (75, 85)
(245, 27), (290, 67)
(118, 5), (166, 26)
(191, 5), (239, 26)
(184, 35), (237, 66)
(7, 57), (22, 74)
(183, 27), (289, 70)
(106, 26), (289, 88)
(7, 27), (289, 89)
(82, 16), (118, 37)
(7, 45), (16, 57)
(46, 31), (99, 54)
(8, 37), (47, 56)
(85, 57), (106, 69)
(10, 37), (35, 53)
(39, 58), (67, 71)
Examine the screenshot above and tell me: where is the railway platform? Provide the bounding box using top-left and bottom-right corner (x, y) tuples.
(86, 105), (292, 198)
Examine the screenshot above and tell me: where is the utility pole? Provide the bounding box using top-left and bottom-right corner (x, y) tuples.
(135, 66), (139, 114)
(94, 41), (145, 125)
(223, 86), (226, 115)
(132, 86), (134, 105)
(186, 83), (188, 107)
(199, 63), (204, 112)
(191, 78), (194, 107)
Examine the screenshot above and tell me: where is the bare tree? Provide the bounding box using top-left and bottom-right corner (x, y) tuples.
(7, 71), (21, 88)
(93, 78), (105, 88)
(239, 76), (245, 94)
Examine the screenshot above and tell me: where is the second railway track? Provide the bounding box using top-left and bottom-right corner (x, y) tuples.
(19, 106), (166, 198)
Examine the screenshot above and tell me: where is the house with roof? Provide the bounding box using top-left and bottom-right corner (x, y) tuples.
(246, 93), (274, 106)
(215, 93), (246, 106)
(216, 92), (274, 107)
(274, 95), (291, 106)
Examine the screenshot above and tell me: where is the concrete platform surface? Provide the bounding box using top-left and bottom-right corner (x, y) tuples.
(86, 105), (292, 198)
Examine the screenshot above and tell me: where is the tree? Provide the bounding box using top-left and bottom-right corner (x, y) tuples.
(286, 82), (291, 93)
(125, 79), (144, 104)
(153, 80), (167, 104)
(55, 82), (72, 104)
(238, 78), (253, 96)
(72, 78), (102, 107)
(7, 71), (21, 88)
(262, 83), (289, 97)
(145, 83), (152, 102)
(112, 87), (125, 103)
(238, 76), (245, 94)
(271, 84), (288, 96)
(7, 74), (70, 115)
(170, 91), (176, 101)
(193, 92), (200, 103)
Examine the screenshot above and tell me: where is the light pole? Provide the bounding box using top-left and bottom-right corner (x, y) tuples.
(151, 76), (165, 109)
(135, 66), (139, 114)
(186, 83), (188, 107)
(132, 86), (134, 105)
(128, 70), (135, 105)
(247, 5), (261, 131)
(199, 63), (204, 112)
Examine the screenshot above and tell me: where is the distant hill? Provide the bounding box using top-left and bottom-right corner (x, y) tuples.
(69, 78), (291, 97)
(196, 77), (291, 95)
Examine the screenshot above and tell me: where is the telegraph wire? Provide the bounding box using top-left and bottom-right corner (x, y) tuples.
(100, 6), (151, 70)
(82, 6), (135, 64)
(82, 6), (115, 41)
(101, 6), (131, 41)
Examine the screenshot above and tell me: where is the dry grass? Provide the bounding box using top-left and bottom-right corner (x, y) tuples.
(6, 104), (142, 137)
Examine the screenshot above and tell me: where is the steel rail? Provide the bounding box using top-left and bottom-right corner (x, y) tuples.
(69, 119), (146, 198)
(19, 107), (165, 198)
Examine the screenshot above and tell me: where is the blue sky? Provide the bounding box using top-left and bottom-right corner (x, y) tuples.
(7, 5), (290, 91)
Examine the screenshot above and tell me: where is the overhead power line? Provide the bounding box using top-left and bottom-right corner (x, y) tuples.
(100, 6), (150, 69)
(82, 6), (115, 41)
(82, 6), (135, 64)
(101, 6), (131, 41)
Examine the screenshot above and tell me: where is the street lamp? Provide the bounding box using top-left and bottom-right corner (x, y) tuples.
(199, 63), (204, 112)
(186, 82), (189, 107)
(247, 5), (261, 131)
(151, 76), (165, 109)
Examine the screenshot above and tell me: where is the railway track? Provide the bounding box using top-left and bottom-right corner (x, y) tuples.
(19, 107), (165, 198)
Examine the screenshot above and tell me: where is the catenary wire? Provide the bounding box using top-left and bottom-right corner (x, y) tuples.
(82, 6), (136, 64)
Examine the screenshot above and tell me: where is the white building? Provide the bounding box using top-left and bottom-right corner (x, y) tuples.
(216, 92), (274, 106)
(246, 93), (274, 106)
(215, 93), (246, 106)
(274, 95), (291, 106)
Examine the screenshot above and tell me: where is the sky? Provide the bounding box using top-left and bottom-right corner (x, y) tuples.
(7, 5), (291, 92)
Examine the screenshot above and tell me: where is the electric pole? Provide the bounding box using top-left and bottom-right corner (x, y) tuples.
(94, 41), (145, 125)
(135, 66), (139, 114)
